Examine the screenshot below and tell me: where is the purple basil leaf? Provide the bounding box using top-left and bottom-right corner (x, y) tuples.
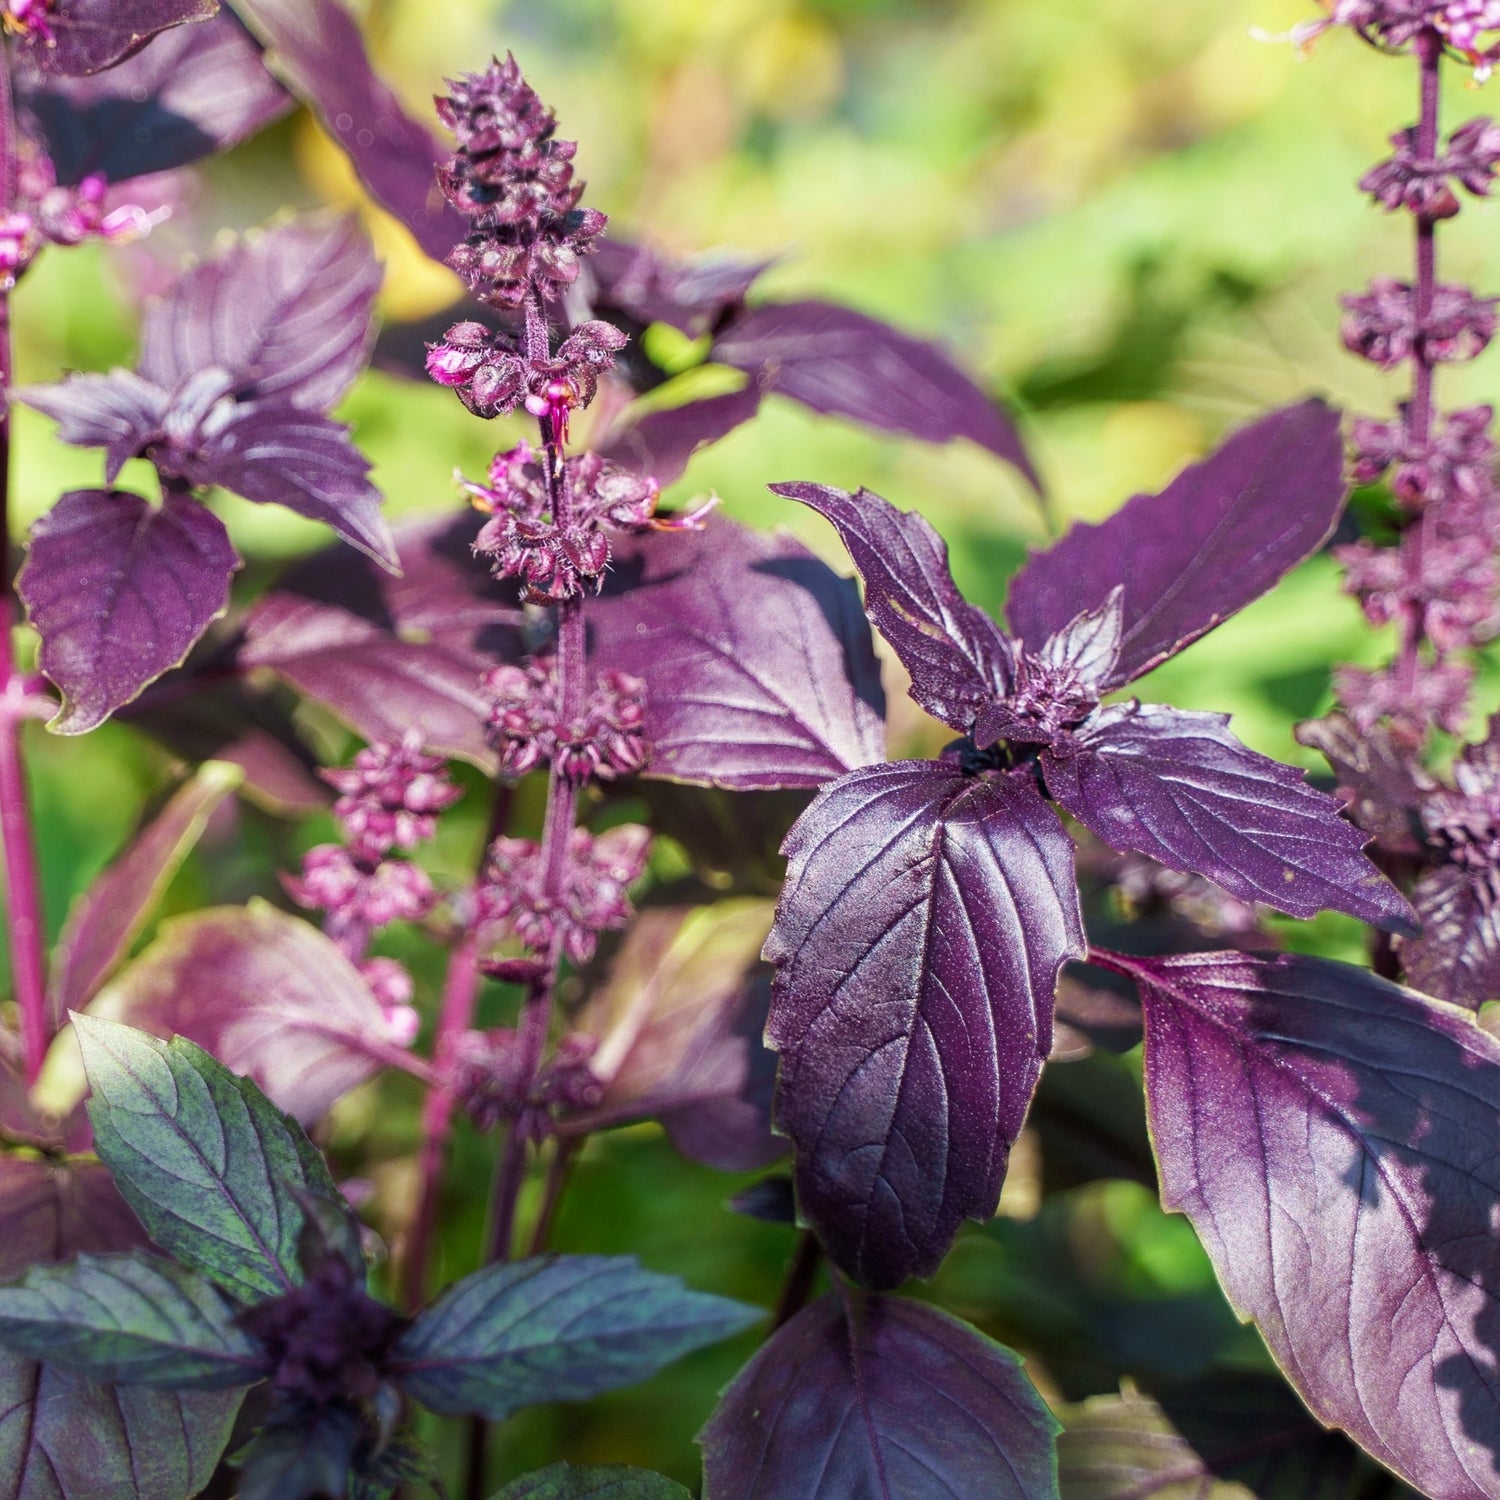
(1118, 948), (1500, 1500)
(590, 520), (886, 790)
(21, 369), (168, 482)
(20, 12), (292, 185)
(76, 1015), (346, 1303)
(138, 213), (381, 413)
(1057, 1381), (1420, 1500)
(772, 480), (1012, 736)
(20, 487), (239, 735)
(716, 300), (1039, 487)
(1399, 864), (1500, 1008)
(1007, 400), (1347, 686)
(188, 397), (397, 569)
(1296, 711), (1430, 858)
(727, 1176), (796, 1225)
(16, 0), (216, 77)
(597, 383), (763, 487)
(390, 1255), (759, 1421)
(765, 760), (1084, 1288)
(0, 1154), (241, 1500)
(239, 511), (526, 767)
(226, 0), (464, 262)
(0, 1252), (266, 1389)
(81, 902), (393, 1123)
(588, 239), (772, 338)
(571, 903), (784, 1172)
(1044, 704), (1415, 930)
(698, 1292), (1060, 1499)
(49, 761), (241, 1022)
(492, 1464), (691, 1500)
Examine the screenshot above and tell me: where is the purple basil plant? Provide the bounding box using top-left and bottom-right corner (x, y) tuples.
(0, 1), (1499, 1498)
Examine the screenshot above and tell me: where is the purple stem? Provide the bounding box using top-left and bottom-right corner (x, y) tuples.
(1396, 27), (1443, 700)
(0, 55), (48, 1084)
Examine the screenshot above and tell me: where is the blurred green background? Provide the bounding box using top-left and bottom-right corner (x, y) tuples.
(7, 0), (1491, 1490)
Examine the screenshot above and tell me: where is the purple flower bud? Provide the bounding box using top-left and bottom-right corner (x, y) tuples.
(322, 730), (462, 861)
(284, 845), (437, 958)
(1342, 278), (1498, 367)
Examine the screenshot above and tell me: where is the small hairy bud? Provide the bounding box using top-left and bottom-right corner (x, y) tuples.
(322, 730), (462, 862)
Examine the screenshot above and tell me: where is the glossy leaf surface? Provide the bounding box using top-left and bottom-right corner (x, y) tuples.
(22, 12), (291, 184)
(771, 481), (1011, 736)
(20, 488), (239, 735)
(1006, 401), (1345, 684)
(715, 300), (1038, 485)
(17, 0), (216, 76)
(766, 760), (1084, 1287)
(391, 1255), (759, 1421)
(590, 521), (887, 789)
(49, 760), (242, 1021)
(138, 214), (380, 413)
(76, 1016), (342, 1303)
(491, 1464), (692, 1499)
(1121, 949), (1500, 1500)
(83, 902), (391, 1123)
(699, 1293), (1059, 1499)
(0, 1253), (264, 1389)
(1043, 705), (1414, 928)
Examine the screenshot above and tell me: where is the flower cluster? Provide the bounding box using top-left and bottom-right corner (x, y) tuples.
(483, 657), (647, 781)
(1341, 279), (1498, 368)
(474, 824), (650, 965)
(435, 54), (607, 311)
(1361, 118), (1500, 216)
(284, 734), (461, 963)
(444, 1027), (602, 1137)
(1, 0), (54, 42)
(463, 441), (713, 602)
(1297, 1), (1500, 59)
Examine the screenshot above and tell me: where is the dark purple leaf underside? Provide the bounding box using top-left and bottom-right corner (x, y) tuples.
(21, 488), (239, 735)
(1126, 949), (1500, 1500)
(1006, 400), (1346, 686)
(22, 12), (292, 185)
(699, 1293), (1060, 1499)
(590, 521), (887, 790)
(1046, 705), (1414, 929)
(597, 383), (763, 487)
(226, 0), (465, 262)
(715, 300), (1039, 487)
(48, 761), (240, 1022)
(1400, 865), (1500, 1008)
(239, 512), (525, 767)
(138, 213), (380, 413)
(0, 1154), (239, 1500)
(17, 0), (216, 77)
(765, 761), (1084, 1288)
(772, 481), (1011, 737)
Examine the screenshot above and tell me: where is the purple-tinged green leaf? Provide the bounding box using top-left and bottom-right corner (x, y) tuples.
(493, 1464), (692, 1499)
(17, 0), (216, 77)
(226, 0), (464, 262)
(21, 370), (167, 483)
(771, 481), (1010, 737)
(190, 398), (397, 568)
(82, 902), (392, 1123)
(590, 521), (886, 789)
(239, 511), (525, 768)
(1114, 948), (1500, 1500)
(1006, 401), (1346, 685)
(139, 214), (381, 413)
(0, 1252), (265, 1389)
(717, 300), (1039, 486)
(765, 760), (1084, 1288)
(588, 240), (771, 338)
(20, 487), (239, 735)
(1296, 712), (1430, 858)
(1400, 865), (1500, 1007)
(49, 761), (242, 1021)
(235, 1410), (363, 1500)
(699, 1292), (1059, 1499)
(76, 1014), (345, 1303)
(1057, 1381), (1420, 1500)
(0, 1153), (241, 1500)
(598, 383), (763, 486)
(391, 1255), (759, 1421)
(1044, 705), (1414, 930)
(571, 902), (784, 1172)
(20, 12), (291, 185)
